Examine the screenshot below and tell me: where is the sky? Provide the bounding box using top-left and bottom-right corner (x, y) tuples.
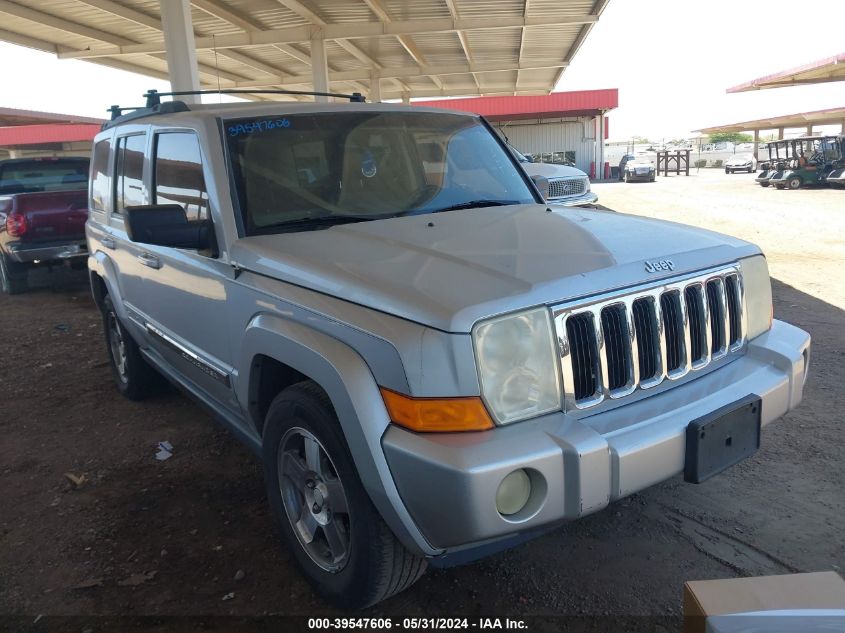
(0, 0), (843, 141)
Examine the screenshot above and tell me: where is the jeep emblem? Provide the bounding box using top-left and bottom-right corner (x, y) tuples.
(645, 259), (675, 273)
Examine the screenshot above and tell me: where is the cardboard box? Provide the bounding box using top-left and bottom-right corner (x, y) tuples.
(683, 571), (845, 633)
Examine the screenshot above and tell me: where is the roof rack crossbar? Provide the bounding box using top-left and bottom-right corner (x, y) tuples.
(144, 88), (366, 107)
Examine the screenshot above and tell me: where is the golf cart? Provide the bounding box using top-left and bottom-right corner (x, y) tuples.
(756, 140), (791, 187)
(824, 135), (845, 188)
(771, 136), (842, 190)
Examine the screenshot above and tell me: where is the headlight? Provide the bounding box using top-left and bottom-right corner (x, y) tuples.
(741, 255), (772, 340)
(473, 308), (562, 425)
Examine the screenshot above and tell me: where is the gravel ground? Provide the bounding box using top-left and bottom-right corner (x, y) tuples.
(1, 170), (842, 630)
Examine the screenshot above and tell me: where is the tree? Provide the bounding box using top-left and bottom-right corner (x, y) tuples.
(708, 132), (753, 144)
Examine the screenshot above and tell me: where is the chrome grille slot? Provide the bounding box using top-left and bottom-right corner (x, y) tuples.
(685, 285), (707, 366)
(725, 273), (742, 347)
(565, 313), (600, 402)
(553, 265), (746, 411)
(632, 297), (660, 383)
(600, 304), (632, 393)
(706, 279), (728, 357)
(660, 291), (685, 374)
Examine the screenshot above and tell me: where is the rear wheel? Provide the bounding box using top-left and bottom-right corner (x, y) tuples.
(787, 176), (802, 190)
(760, 182), (770, 187)
(725, 168), (730, 174)
(0, 255), (28, 295)
(263, 381), (426, 609)
(101, 294), (163, 400)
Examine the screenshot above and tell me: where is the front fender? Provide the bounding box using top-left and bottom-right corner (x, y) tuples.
(238, 313), (441, 557)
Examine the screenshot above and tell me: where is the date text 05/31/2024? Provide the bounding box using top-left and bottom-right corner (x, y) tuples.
(307, 618), (528, 630)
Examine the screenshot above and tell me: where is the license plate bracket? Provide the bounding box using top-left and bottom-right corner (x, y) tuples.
(684, 395), (761, 484)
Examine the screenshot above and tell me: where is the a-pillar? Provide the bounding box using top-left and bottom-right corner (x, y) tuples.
(310, 35), (329, 102)
(159, 0), (201, 104)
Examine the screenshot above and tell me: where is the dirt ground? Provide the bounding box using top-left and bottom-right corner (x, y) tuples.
(1, 170), (843, 629)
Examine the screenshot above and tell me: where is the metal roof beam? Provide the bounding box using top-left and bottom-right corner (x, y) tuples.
(231, 60), (567, 87)
(192, 0), (264, 32)
(0, 0), (131, 46)
(57, 15), (599, 59)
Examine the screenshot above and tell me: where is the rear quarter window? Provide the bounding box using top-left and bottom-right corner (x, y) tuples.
(90, 139), (111, 211)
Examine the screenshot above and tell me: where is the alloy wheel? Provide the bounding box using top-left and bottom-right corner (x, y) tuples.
(278, 427), (351, 573)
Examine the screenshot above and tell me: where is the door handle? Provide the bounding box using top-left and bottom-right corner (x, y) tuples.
(101, 237), (116, 250)
(137, 252), (161, 269)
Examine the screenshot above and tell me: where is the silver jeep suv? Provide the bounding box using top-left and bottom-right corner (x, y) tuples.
(86, 95), (811, 609)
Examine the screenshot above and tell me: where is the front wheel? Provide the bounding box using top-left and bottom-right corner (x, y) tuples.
(263, 381), (426, 609)
(725, 168), (730, 174)
(0, 255), (29, 295)
(787, 176), (802, 190)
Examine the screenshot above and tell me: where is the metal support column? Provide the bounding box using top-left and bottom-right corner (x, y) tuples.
(369, 69), (381, 103)
(778, 127), (784, 140)
(806, 124), (813, 136)
(753, 129), (759, 161)
(310, 35), (329, 102)
(159, 0), (200, 104)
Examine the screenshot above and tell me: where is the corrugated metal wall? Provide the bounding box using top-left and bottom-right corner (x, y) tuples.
(493, 118), (597, 173)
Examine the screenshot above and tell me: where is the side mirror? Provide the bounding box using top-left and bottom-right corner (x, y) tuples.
(530, 174), (550, 200)
(524, 154), (534, 163)
(124, 204), (215, 253)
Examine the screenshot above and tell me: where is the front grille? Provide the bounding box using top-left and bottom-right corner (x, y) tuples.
(553, 266), (745, 410)
(547, 177), (587, 199)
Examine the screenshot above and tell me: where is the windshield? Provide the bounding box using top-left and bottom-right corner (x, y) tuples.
(0, 159), (89, 195)
(225, 111), (536, 234)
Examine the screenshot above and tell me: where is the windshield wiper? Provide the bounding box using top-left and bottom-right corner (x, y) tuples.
(427, 200), (521, 214)
(256, 214), (386, 233)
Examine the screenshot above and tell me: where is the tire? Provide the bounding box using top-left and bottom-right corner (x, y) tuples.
(760, 182), (770, 187)
(263, 381), (426, 609)
(0, 254), (29, 295)
(787, 176), (802, 190)
(101, 294), (163, 400)
(748, 167), (754, 173)
(725, 168), (730, 174)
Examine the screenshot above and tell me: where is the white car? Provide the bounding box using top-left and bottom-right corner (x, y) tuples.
(509, 146), (598, 207)
(725, 154), (757, 174)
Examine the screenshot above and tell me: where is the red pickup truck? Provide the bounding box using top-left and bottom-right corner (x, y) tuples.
(0, 156), (90, 294)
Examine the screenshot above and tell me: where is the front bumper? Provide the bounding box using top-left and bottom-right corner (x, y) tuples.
(547, 191), (598, 207)
(6, 240), (87, 264)
(625, 170), (654, 181)
(383, 320), (810, 551)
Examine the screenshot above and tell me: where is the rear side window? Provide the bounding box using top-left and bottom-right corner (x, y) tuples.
(114, 134), (146, 213)
(90, 139), (111, 211)
(153, 132), (208, 222)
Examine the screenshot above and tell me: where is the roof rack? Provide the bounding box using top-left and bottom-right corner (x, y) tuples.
(102, 88), (367, 131)
(143, 88), (366, 107)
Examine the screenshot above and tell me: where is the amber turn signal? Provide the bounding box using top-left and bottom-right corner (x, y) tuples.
(379, 388), (495, 433)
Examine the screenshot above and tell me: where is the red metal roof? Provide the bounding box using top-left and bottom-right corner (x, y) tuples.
(0, 124), (101, 147)
(0, 107), (104, 127)
(414, 89), (618, 122)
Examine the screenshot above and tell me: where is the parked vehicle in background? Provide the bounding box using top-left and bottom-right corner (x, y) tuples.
(509, 145), (597, 207)
(725, 153), (756, 174)
(617, 154), (636, 180)
(623, 154), (656, 182)
(771, 136), (842, 190)
(88, 93), (810, 609)
(0, 156), (90, 294)
(756, 140), (792, 187)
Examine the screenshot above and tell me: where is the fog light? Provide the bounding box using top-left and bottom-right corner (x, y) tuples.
(496, 469), (531, 516)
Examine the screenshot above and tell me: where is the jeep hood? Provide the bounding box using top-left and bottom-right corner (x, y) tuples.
(230, 205), (760, 333)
